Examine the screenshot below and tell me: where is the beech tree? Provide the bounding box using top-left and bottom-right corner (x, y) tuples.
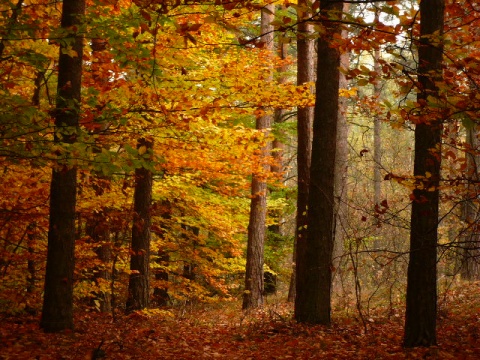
(295, 0), (344, 324)
(404, 0), (445, 347)
(40, 0), (86, 332)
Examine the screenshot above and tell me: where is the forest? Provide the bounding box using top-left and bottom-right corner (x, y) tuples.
(1, 0), (480, 358)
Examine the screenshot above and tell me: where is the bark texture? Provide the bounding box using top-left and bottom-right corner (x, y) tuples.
(126, 138), (153, 313)
(242, 5), (275, 310)
(333, 7), (350, 275)
(373, 9), (383, 239)
(460, 127), (480, 280)
(289, 0), (314, 303)
(295, 0), (343, 325)
(404, 0), (445, 347)
(40, 0), (85, 332)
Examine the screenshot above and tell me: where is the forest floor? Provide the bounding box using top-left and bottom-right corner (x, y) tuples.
(1, 282), (480, 359)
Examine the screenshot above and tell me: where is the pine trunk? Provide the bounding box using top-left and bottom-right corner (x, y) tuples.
(289, 0), (314, 303)
(295, 0), (344, 325)
(404, 0), (445, 347)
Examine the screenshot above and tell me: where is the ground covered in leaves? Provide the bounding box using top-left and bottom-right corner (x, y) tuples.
(2, 283), (480, 359)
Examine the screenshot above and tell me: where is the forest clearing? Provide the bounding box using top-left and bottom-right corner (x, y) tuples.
(2, 0), (480, 356)
(2, 281), (480, 359)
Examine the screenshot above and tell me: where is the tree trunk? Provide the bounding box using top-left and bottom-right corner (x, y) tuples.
(40, 0), (85, 332)
(373, 9), (383, 242)
(460, 126), (480, 280)
(153, 250), (170, 306)
(126, 137), (153, 313)
(243, 5), (275, 310)
(295, 0), (344, 325)
(404, 0), (445, 347)
(288, 0), (314, 303)
(86, 209), (112, 313)
(26, 223), (37, 315)
(333, 4), (350, 277)
(153, 201), (172, 307)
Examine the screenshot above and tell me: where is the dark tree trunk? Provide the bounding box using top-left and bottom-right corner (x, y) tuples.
(126, 137), (153, 313)
(404, 0), (445, 348)
(86, 209), (112, 313)
(26, 223), (37, 301)
(183, 225), (199, 282)
(40, 0), (85, 333)
(288, 0), (314, 303)
(243, 5), (275, 310)
(153, 250), (170, 306)
(153, 201), (172, 307)
(295, 0), (343, 325)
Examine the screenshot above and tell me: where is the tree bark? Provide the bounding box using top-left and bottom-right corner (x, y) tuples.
(288, 0), (314, 303)
(404, 0), (445, 347)
(86, 209), (112, 313)
(333, 3), (350, 277)
(126, 137), (153, 313)
(295, 0), (344, 325)
(460, 126), (480, 280)
(40, 0), (85, 333)
(153, 201), (172, 307)
(373, 9), (383, 241)
(242, 5), (275, 310)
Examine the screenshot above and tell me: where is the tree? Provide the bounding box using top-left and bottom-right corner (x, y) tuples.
(243, 4), (275, 310)
(40, 0), (86, 332)
(404, 0), (445, 347)
(126, 137), (154, 313)
(460, 125), (480, 280)
(373, 8), (383, 239)
(295, 0), (344, 324)
(333, 2), (350, 280)
(288, 0), (315, 303)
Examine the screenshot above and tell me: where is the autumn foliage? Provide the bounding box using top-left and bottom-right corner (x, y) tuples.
(2, 0), (480, 355)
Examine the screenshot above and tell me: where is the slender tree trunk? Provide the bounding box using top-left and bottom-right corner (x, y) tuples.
(243, 5), (275, 310)
(373, 10), (383, 242)
(333, 3), (350, 277)
(288, 0), (314, 303)
(126, 137), (153, 313)
(460, 127), (480, 280)
(295, 0), (344, 325)
(86, 209), (112, 313)
(265, 23), (289, 296)
(153, 201), (172, 307)
(26, 223), (36, 295)
(40, 0), (85, 332)
(404, 0), (445, 347)
(153, 250), (170, 306)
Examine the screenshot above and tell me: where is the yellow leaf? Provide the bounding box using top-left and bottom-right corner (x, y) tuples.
(138, 145), (147, 155)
